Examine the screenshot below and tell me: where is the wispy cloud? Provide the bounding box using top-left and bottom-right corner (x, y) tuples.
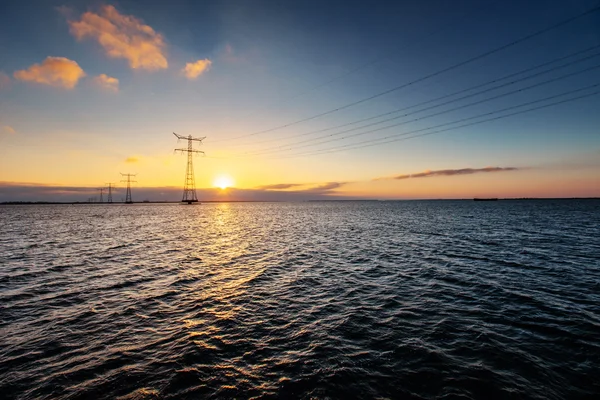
(377, 166), (519, 181)
(69, 5), (168, 71)
(2, 126), (16, 135)
(257, 183), (305, 190)
(125, 156), (138, 163)
(257, 181), (348, 193)
(0, 72), (10, 90)
(13, 57), (85, 89)
(182, 59), (212, 79)
(307, 182), (346, 192)
(93, 74), (119, 92)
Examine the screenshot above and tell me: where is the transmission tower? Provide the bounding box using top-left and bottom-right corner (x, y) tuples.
(120, 173), (137, 204)
(97, 188), (105, 203)
(173, 132), (205, 204)
(106, 183), (115, 203)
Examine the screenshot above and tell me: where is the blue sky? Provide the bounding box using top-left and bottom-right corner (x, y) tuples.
(0, 0), (599, 201)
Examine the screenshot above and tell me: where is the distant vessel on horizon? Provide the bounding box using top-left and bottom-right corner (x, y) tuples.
(473, 198), (499, 201)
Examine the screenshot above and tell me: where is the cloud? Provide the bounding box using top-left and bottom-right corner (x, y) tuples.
(182, 59), (212, 79)
(307, 182), (346, 192)
(0, 180), (350, 203)
(0, 72), (10, 90)
(125, 157), (138, 163)
(13, 57), (86, 89)
(0, 183), (358, 203)
(2, 126), (16, 135)
(257, 183), (305, 190)
(69, 5), (167, 70)
(93, 74), (119, 92)
(377, 166), (519, 181)
(257, 181), (348, 193)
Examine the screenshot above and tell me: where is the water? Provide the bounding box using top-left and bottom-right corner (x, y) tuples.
(1, 200), (599, 399)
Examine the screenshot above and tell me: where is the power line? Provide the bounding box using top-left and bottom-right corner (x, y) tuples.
(209, 4), (600, 143)
(275, 84), (600, 158)
(242, 63), (600, 156)
(262, 83), (600, 159)
(240, 56), (600, 156)
(219, 0), (505, 127)
(232, 44), (600, 149)
(339, 89), (600, 155)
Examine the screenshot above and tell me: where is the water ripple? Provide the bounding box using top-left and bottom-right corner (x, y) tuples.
(1, 200), (599, 399)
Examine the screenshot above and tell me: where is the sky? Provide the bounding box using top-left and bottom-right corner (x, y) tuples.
(0, 0), (599, 201)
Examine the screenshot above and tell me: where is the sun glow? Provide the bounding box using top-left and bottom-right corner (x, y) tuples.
(213, 175), (234, 190)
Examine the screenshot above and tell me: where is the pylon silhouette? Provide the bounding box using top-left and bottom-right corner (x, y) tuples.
(173, 132), (205, 204)
(120, 173), (137, 204)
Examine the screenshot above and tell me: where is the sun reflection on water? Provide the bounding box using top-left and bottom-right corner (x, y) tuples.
(180, 203), (270, 356)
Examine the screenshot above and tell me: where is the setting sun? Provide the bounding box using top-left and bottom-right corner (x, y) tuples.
(213, 175), (234, 189)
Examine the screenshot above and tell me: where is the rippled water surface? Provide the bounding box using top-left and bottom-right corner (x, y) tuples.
(1, 200), (599, 399)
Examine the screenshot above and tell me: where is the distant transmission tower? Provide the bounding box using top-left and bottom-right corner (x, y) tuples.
(106, 183), (115, 203)
(173, 132), (205, 204)
(120, 173), (137, 204)
(97, 188), (105, 203)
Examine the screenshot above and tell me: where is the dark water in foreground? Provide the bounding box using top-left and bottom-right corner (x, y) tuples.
(1, 200), (599, 399)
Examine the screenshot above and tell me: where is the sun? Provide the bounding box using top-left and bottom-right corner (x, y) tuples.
(213, 175), (234, 190)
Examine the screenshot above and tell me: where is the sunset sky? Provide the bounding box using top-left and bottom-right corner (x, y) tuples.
(0, 0), (599, 201)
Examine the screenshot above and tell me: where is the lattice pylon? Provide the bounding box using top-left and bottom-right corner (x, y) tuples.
(173, 132), (205, 204)
(120, 173), (137, 204)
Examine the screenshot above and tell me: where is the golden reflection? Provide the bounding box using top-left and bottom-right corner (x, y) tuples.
(180, 202), (269, 351)
(217, 202), (230, 211)
(214, 202), (231, 226)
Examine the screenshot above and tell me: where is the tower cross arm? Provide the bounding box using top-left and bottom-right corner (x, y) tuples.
(174, 148), (205, 154)
(173, 132), (206, 142)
